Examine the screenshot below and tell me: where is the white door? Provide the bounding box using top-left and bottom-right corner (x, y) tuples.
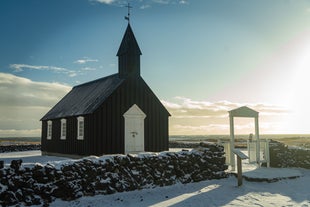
(123, 104), (146, 154)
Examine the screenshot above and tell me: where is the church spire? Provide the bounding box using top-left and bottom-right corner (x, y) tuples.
(117, 23), (142, 78)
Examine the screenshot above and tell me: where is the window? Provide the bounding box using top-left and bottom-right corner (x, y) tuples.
(60, 119), (66, 140)
(47, 120), (52, 140)
(77, 116), (84, 140)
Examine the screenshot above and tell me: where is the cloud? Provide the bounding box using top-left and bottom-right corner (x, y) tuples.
(68, 72), (77, 77)
(91, 0), (124, 5)
(10, 64), (49, 72)
(162, 97), (289, 135)
(0, 129), (41, 138)
(173, 124), (229, 134)
(74, 57), (99, 64)
(0, 73), (71, 137)
(92, 0), (189, 7)
(94, 0), (117, 4)
(163, 97), (288, 118)
(81, 67), (97, 71)
(153, 0), (170, 4)
(140, 4), (151, 9)
(0, 73), (71, 107)
(178, 0), (188, 4)
(10, 64), (77, 78)
(152, 0), (189, 5)
(162, 97), (240, 118)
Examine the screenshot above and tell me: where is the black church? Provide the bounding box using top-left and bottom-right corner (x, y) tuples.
(40, 23), (170, 158)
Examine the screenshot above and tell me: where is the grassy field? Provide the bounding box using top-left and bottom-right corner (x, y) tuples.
(272, 136), (310, 148)
(0, 135), (309, 149)
(0, 137), (40, 145)
(170, 134), (310, 149)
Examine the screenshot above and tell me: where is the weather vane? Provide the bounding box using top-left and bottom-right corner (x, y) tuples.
(124, 2), (132, 23)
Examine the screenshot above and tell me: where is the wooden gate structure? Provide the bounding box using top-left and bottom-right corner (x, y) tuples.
(228, 106), (260, 171)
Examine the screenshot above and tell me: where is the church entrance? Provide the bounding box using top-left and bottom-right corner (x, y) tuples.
(123, 104), (146, 154)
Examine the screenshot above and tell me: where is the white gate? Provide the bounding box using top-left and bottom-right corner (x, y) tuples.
(219, 139), (270, 168)
(248, 139), (270, 167)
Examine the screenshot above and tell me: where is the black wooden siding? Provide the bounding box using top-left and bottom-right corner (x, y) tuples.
(41, 76), (169, 156)
(41, 116), (92, 156)
(89, 76), (169, 155)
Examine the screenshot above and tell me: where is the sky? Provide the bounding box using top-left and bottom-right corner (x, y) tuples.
(1, 0), (310, 137)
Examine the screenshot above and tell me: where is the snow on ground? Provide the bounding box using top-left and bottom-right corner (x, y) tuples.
(0, 150), (70, 168)
(240, 155), (303, 180)
(1, 150), (310, 207)
(50, 169), (310, 207)
(243, 167), (302, 180)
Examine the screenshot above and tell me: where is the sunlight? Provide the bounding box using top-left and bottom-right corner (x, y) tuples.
(281, 31), (310, 133)
(149, 184), (220, 207)
(225, 192), (293, 207)
(250, 30), (310, 134)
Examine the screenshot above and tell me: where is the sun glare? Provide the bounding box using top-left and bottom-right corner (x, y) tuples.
(280, 31), (310, 133)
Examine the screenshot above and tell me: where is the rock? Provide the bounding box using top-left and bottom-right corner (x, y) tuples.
(0, 144), (41, 153)
(10, 159), (22, 171)
(0, 191), (18, 206)
(52, 181), (77, 200)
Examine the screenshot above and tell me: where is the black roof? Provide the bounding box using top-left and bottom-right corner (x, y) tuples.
(117, 24), (142, 56)
(41, 74), (124, 120)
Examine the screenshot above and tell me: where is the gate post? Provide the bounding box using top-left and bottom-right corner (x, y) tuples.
(255, 116), (260, 166)
(233, 149), (248, 186)
(229, 113), (235, 171)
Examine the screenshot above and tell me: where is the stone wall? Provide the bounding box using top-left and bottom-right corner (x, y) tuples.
(0, 145), (41, 153)
(168, 141), (200, 148)
(0, 142), (228, 206)
(267, 140), (310, 169)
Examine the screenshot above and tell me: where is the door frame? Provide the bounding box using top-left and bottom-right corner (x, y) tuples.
(123, 104), (146, 154)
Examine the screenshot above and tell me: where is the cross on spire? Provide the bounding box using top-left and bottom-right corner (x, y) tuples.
(124, 3), (132, 23)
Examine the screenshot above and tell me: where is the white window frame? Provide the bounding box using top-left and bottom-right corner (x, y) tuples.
(77, 116), (84, 140)
(47, 120), (52, 140)
(60, 118), (67, 140)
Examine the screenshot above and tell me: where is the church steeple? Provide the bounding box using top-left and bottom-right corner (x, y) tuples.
(117, 23), (142, 78)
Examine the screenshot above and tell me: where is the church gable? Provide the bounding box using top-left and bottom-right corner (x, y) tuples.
(138, 77), (171, 116)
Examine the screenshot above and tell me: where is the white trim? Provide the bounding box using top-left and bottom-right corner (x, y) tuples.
(60, 119), (66, 140)
(123, 104), (146, 154)
(47, 120), (52, 140)
(77, 116), (84, 140)
(123, 104), (146, 119)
